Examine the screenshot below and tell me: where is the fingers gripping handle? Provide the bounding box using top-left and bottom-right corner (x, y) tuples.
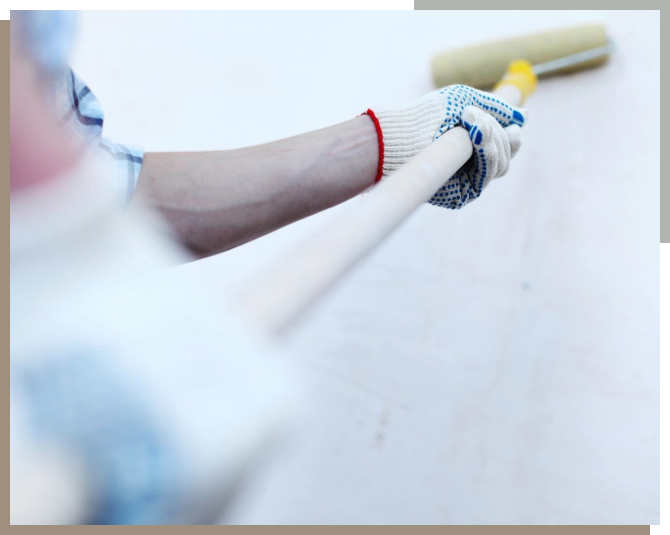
(410, 82), (523, 205)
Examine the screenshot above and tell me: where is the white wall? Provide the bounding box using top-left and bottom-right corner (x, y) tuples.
(71, 10), (660, 524)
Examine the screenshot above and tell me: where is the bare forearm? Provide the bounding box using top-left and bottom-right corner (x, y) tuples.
(133, 116), (378, 257)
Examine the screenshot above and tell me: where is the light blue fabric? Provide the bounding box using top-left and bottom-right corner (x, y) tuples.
(13, 349), (182, 524)
(67, 69), (145, 206)
(12, 10), (79, 74)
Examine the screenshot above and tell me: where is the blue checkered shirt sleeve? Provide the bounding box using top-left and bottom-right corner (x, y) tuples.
(63, 69), (144, 206)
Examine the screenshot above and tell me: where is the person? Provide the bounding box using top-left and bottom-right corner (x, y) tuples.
(11, 11), (525, 257)
(10, 11), (526, 524)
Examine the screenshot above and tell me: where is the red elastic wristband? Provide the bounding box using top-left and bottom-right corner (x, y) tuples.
(364, 109), (384, 183)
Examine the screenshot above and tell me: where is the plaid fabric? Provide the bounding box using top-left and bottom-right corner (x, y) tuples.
(57, 68), (144, 207)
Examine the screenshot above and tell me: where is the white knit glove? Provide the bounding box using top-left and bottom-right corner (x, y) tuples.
(366, 85), (527, 209)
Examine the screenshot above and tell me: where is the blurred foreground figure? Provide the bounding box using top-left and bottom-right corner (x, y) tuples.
(10, 12), (294, 525)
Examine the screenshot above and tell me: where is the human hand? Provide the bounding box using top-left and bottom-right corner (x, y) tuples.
(366, 84), (527, 208)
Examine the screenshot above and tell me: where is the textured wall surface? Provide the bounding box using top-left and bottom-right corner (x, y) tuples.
(72, 10), (659, 524)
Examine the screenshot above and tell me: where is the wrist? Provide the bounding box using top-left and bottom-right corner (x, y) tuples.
(366, 92), (444, 181)
(363, 109), (384, 183)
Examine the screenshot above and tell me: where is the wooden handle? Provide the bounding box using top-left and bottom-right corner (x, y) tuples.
(239, 85), (523, 336)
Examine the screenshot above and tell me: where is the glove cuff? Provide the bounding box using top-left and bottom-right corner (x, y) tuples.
(366, 93), (445, 181)
(364, 109), (385, 183)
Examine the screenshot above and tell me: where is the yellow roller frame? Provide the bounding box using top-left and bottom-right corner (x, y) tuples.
(493, 60), (538, 104)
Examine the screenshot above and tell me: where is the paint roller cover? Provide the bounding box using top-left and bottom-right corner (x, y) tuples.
(431, 24), (609, 90)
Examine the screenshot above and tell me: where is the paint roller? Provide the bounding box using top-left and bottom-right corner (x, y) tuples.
(432, 23), (611, 90)
(240, 25), (615, 336)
